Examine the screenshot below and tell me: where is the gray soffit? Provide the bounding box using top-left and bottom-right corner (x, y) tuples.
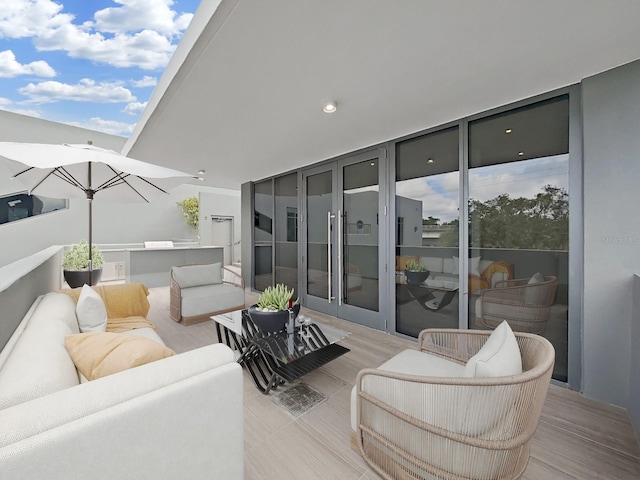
(123, 0), (640, 190)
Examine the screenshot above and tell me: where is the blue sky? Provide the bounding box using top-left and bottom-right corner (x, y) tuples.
(0, 0), (202, 137)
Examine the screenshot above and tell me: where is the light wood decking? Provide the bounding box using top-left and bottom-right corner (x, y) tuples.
(146, 287), (640, 480)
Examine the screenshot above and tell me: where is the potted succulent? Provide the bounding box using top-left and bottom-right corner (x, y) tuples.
(404, 258), (430, 285)
(62, 239), (104, 288)
(248, 284), (300, 332)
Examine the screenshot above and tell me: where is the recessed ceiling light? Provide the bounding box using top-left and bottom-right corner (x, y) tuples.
(518, 151), (524, 156)
(197, 177), (205, 181)
(323, 101), (337, 113)
(197, 169), (206, 175)
(505, 129), (512, 134)
(427, 158), (435, 164)
(370, 162), (375, 166)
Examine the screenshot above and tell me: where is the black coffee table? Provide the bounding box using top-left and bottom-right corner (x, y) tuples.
(212, 309), (350, 394)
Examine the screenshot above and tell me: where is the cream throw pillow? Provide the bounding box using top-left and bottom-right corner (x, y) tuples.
(65, 332), (175, 380)
(464, 321), (522, 377)
(76, 284), (107, 333)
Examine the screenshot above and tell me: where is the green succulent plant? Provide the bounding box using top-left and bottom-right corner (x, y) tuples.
(62, 240), (104, 270)
(405, 258), (427, 272)
(256, 284), (299, 311)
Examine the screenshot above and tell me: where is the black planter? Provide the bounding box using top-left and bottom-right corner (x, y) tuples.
(248, 302), (300, 333)
(63, 268), (103, 288)
(404, 269), (430, 285)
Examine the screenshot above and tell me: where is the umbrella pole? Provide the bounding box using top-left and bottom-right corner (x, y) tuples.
(88, 161), (93, 286)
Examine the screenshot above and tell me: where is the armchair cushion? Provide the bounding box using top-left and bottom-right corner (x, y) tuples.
(453, 255), (481, 276)
(525, 271), (546, 304)
(172, 263), (222, 288)
(65, 332), (175, 381)
(76, 284), (107, 333)
(464, 321), (522, 377)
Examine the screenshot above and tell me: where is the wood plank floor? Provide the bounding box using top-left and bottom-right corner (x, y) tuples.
(146, 287), (640, 480)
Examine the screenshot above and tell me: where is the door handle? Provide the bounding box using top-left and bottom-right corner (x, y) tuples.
(328, 212), (336, 302)
(337, 209), (342, 306)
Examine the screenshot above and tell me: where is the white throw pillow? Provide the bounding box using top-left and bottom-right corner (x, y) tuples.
(464, 321), (522, 377)
(76, 284), (108, 333)
(452, 256), (481, 276)
(525, 272), (546, 304)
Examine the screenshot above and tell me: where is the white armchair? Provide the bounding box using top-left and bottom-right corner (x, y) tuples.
(351, 324), (555, 480)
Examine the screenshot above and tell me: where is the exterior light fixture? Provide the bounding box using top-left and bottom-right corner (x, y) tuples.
(370, 162), (375, 166)
(518, 151), (524, 156)
(427, 158), (435, 164)
(323, 101), (337, 113)
(197, 177), (205, 181)
(197, 169), (206, 175)
(505, 129), (512, 134)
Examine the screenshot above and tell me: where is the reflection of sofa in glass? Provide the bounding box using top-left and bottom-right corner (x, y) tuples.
(396, 255), (513, 292)
(475, 274), (558, 334)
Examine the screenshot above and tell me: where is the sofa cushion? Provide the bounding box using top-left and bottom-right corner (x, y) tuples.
(76, 284), (108, 333)
(453, 256), (481, 276)
(172, 263), (222, 288)
(180, 283), (244, 318)
(0, 293), (81, 410)
(464, 321), (522, 377)
(65, 332), (175, 381)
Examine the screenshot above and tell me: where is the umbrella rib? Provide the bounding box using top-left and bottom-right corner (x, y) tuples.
(93, 165), (170, 203)
(27, 166), (86, 195)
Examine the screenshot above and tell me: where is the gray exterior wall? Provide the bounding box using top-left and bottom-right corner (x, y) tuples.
(632, 275), (640, 441)
(582, 59), (640, 408)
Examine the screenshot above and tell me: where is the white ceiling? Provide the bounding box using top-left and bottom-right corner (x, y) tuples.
(123, 0), (640, 190)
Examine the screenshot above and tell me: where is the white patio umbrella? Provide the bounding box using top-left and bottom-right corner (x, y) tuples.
(0, 141), (196, 284)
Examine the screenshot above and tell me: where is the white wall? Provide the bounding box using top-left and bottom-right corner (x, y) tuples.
(198, 187), (242, 262)
(582, 59), (640, 407)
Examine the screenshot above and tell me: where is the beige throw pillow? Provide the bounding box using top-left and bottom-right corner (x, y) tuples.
(65, 332), (175, 380)
(76, 284), (107, 333)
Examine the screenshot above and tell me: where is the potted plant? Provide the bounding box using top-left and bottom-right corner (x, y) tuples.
(404, 258), (430, 285)
(248, 284), (300, 332)
(62, 239), (104, 288)
(176, 197), (199, 230)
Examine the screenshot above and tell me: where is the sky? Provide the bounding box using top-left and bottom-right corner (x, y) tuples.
(0, 0), (202, 138)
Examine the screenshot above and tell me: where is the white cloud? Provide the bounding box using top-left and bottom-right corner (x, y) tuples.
(92, 0), (193, 36)
(66, 117), (136, 136)
(19, 78), (136, 103)
(131, 75), (157, 87)
(0, 49), (56, 78)
(0, 97), (42, 117)
(0, 0), (73, 39)
(0, 0), (194, 70)
(124, 100), (147, 116)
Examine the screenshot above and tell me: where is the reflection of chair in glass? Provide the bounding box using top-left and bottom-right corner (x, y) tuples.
(475, 274), (558, 334)
(351, 326), (555, 480)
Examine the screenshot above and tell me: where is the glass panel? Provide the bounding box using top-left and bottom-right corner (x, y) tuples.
(306, 171), (332, 299)
(395, 126), (460, 337)
(468, 95), (569, 382)
(343, 159), (379, 312)
(254, 180), (273, 291)
(274, 173), (298, 295)
(0, 192), (67, 225)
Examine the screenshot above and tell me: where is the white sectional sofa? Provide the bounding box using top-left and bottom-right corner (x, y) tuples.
(0, 286), (244, 480)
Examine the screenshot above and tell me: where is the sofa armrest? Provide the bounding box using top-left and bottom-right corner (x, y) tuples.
(0, 344), (244, 480)
(222, 265), (245, 289)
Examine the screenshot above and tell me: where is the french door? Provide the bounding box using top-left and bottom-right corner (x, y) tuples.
(302, 148), (386, 330)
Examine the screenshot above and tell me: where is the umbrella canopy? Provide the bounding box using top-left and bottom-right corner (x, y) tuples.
(0, 142), (194, 202)
(0, 141), (196, 284)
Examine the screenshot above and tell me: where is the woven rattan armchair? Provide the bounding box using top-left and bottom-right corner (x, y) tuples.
(475, 275), (558, 334)
(352, 328), (555, 480)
